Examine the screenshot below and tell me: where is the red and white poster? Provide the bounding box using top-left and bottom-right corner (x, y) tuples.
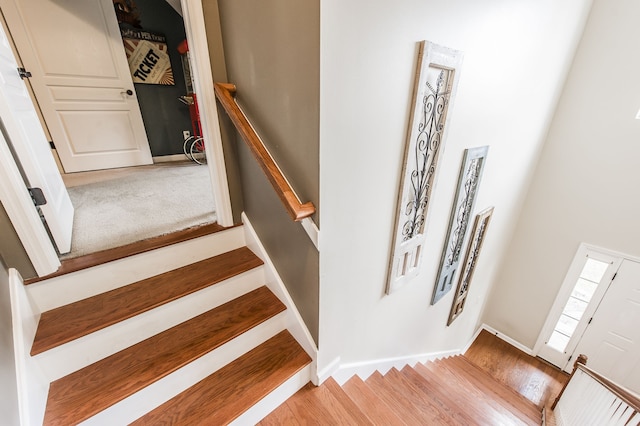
(121, 29), (174, 85)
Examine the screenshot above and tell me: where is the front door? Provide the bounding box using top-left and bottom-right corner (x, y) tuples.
(0, 19), (73, 253)
(0, 0), (153, 172)
(569, 259), (640, 393)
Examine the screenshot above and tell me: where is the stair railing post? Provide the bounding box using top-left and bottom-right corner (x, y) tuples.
(551, 354), (588, 410)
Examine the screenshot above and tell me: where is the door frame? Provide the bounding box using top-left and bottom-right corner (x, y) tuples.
(181, 0), (233, 227)
(0, 0), (233, 277)
(533, 243), (624, 370)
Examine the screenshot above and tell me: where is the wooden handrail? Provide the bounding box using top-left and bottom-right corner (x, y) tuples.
(213, 82), (316, 221)
(552, 353), (640, 412)
(576, 364), (640, 411)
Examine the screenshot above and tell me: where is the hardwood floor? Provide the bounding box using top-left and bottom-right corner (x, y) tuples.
(465, 329), (569, 410)
(261, 329), (568, 425)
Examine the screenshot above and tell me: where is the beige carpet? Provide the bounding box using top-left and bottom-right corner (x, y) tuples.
(62, 162), (216, 259)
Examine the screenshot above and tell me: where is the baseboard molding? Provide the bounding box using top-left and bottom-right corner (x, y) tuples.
(9, 269), (48, 426)
(152, 154), (189, 163)
(316, 357), (340, 385)
(332, 348), (460, 385)
(241, 212), (318, 367)
(480, 323), (534, 355)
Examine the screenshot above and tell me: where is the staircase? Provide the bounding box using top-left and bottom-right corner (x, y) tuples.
(14, 224), (313, 425)
(262, 355), (543, 425)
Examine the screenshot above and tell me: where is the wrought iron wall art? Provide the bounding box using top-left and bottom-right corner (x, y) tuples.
(386, 41), (464, 295)
(448, 207), (494, 325)
(432, 146), (488, 304)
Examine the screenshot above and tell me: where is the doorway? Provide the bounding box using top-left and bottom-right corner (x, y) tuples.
(534, 244), (640, 393)
(0, 0), (233, 266)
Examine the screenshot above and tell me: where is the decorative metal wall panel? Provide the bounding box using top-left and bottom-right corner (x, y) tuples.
(448, 206), (494, 325)
(386, 41), (463, 295)
(432, 146), (488, 304)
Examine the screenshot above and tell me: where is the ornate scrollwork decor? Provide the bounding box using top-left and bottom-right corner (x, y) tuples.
(447, 207), (494, 325)
(386, 41), (464, 295)
(432, 146), (489, 305)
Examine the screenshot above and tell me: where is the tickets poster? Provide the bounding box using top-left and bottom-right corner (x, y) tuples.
(121, 29), (174, 85)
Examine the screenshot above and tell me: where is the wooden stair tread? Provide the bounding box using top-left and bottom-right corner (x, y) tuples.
(415, 360), (528, 426)
(386, 367), (457, 424)
(43, 286), (284, 426)
(32, 246), (262, 355)
(26, 222), (230, 284)
(131, 330), (311, 425)
(342, 375), (405, 425)
(266, 378), (372, 425)
(448, 356), (541, 423)
(365, 370), (445, 424)
(400, 364), (486, 425)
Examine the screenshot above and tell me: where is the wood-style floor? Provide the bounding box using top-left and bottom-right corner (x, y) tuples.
(261, 329), (568, 424)
(465, 329), (569, 410)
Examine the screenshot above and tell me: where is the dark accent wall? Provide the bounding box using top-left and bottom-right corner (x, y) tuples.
(216, 0), (320, 342)
(0, 202), (36, 279)
(122, 0), (192, 157)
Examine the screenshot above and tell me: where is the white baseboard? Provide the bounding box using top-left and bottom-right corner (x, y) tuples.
(9, 269), (48, 426)
(241, 213), (318, 364)
(332, 348), (460, 385)
(480, 323), (533, 355)
(316, 356), (340, 385)
(152, 154), (189, 163)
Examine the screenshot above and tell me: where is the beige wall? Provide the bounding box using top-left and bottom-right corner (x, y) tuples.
(483, 0), (640, 348)
(0, 202), (35, 279)
(318, 0), (593, 370)
(216, 0), (320, 342)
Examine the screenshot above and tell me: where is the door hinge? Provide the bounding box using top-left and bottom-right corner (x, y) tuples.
(28, 187), (47, 206)
(568, 355), (572, 362)
(588, 317), (593, 324)
(17, 67), (32, 79)
(49, 140), (55, 149)
(612, 272), (617, 280)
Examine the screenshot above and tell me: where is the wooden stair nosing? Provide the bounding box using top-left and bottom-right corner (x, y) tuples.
(25, 222), (230, 284)
(414, 361), (529, 426)
(43, 286), (284, 426)
(447, 356), (541, 423)
(131, 330), (311, 425)
(31, 246), (263, 355)
(341, 375), (406, 426)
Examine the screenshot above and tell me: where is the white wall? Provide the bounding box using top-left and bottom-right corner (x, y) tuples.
(483, 0), (640, 349)
(0, 259), (20, 425)
(318, 0), (593, 371)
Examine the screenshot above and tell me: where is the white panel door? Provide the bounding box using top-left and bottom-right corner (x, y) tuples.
(0, 0), (153, 172)
(569, 259), (640, 394)
(0, 20), (73, 253)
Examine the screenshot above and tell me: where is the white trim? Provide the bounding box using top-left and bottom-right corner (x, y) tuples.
(0, 131), (59, 276)
(229, 364), (311, 425)
(152, 154), (190, 163)
(9, 268), (48, 426)
(481, 323), (534, 356)
(332, 348), (460, 386)
(461, 324), (487, 355)
(241, 212), (318, 361)
(300, 217), (320, 250)
(315, 356), (341, 385)
(181, 0), (234, 227)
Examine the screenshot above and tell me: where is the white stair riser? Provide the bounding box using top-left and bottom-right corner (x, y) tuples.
(79, 312), (288, 426)
(28, 226), (245, 312)
(230, 364), (312, 426)
(35, 267), (266, 382)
